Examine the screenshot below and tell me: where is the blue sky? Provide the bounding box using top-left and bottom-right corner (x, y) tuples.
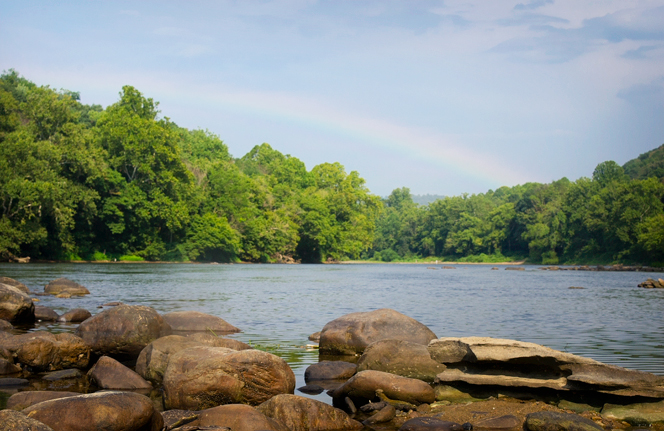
(1, 1), (663, 196)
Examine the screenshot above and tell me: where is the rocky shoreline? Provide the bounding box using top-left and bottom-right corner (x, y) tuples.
(2, 277), (664, 431)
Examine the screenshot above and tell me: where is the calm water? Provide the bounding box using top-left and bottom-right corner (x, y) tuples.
(2, 262), (664, 401)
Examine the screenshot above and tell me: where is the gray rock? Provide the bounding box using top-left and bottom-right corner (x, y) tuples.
(34, 306), (58, 322)
(358, 339), (446, 382)
(363, 404), (396, 425)
(601, 400), (664, 425)
(41, 369), (84, 381)
(319, 308), (437, 356)
(474, 415), (521, 430)
(525, 411), (603, 431)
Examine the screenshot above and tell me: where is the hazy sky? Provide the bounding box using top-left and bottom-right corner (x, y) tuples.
(2, 1), (663, 196)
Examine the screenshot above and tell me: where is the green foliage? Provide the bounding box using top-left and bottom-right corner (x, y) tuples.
(119, 255), (144, 261)
(623, 144), (664, 181)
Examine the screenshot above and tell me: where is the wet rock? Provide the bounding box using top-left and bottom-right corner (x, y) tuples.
(257, 394), (363, 431)
(400, 417), (464, 431)
(0, 409), (54, 431)
(194, 404), (289, 431)
(525, 411), (603, 431)
(161, 409), (198, 429)
(43, 278), (90, 296)
(0, 358), (21, 375)
(3, 331), (90, 371)
(34, 306), (59, 322)
(638, 278), (664, 289)
(473, 415), (521, 430)
(0, 378), (28, 387)
(186, 332), (251, 350)
(557, 400), (600, 413)
(305, 361), (357, 381)
(87, 355), (152, 390)
(309, 332), (321, 342)
(75, 304), (172, 359)
(357, 339), (446, 382)
(363, 404), (397, 425)
(163, 346), (295, 410)
(332, 370), (436, 405)
(298, 384), (325, 395)
(0, 319), (12, 331)
(0, 283), (34, 323)
(433, 385), (483, 403)
(0, 277), (29, 294)
(428, 339), (475, 364)
(23, 391), (163, 431)
(319, 308), (437, 355)
(505, 267), (525, 271)
(162, 311), (240, 334)
(6, 391), (79, 410)
(41, 369), (84, 381)
(360, 401), (388, 413)
(601, 400), (664, 425)
(57, 308), (91, 323)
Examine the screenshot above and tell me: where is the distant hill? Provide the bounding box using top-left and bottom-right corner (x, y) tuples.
(411, 194), (446, 206)
(623, 144), (664, 181)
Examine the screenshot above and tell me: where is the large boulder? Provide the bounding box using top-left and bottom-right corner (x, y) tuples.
(319, 309), (437, 355)
(22, 391), (163, 431)
(357, 339), (446, 382)
(194, 404), (290, 431)
(75, 305), (171, 359)
(2, 331), (90, 371)
(305, 361), (357, 382)
(87, 355), (152, 390)
(43, 278), (90, 296)
(432, 337), (664, 399)
(163, 346), (296, 410)
(257, 394), (363, 431)
(0, 277), (29, 293)
(0, 283), (34, 324)
(6, 391), (79, 411)
(136, 334), (251, 385)
(34, 306), (59, 322)
(161, 310), (240, 334)
(0, 409), (54, 431)
(332, 370), (436, 405)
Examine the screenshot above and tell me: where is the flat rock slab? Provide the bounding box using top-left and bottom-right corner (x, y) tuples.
(474, 415), (521, 431)
(601, 400), (664, 425)
(525, 411), (603, 431)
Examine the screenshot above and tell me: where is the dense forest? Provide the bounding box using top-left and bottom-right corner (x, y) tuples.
(1, 71), (663, 265)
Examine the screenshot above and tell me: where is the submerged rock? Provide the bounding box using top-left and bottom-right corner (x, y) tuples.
(43, 278), (90, 296)
(57, 308), (91, 323)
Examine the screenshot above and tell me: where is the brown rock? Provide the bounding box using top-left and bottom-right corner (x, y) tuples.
(525, 411), (602, 431)
(0, 277), (29, 293)
(400, 417), (464, 431)
(2, 331), (89, 371)
(0, 358), (21, 375)
(332, 370), (436, 405)
(357, 339), (446, 382)
(162, 311), (240, 334)
(136, 335), (202, 385)
(257, 394), (363, 431)
(6, 391), (79, 410)
(186, 332), (252, 350)
(0, 409), (54, 431)
(428, 339), (475, 364)
(57, 308), (91, 323)
(363, 404), (397, 425)
(23, 391), (163, 431)
(474, 415), (522, 430)
(0, 319), (12, 331)
(87, 355), (152, 390)
(309, 332), (321, 342)
(163, 346), (296, 410)
(0, 283), (34, 323)
(194, 404), (289, 431)
(42, 369), (84, 380)
(305, 361), (357, 381)
(34, 306), (59, 322)
(43, 278), (90, 296)
(75, 304), (171, 359)
(319, 308), (437, 355)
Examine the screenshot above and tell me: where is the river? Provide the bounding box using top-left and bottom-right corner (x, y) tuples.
(2, 262), (663, 403)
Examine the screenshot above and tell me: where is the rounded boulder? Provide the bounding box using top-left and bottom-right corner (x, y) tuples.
(43, 278), (90, 296)
(319, 308), (437, 355)
(2, 331), (89, 371)
(58, 308), (91, 323)
(357, 339), (446, 382)
(257, 394), (363, 431)
(87, 355), (152, 390)
(332, 370), (436, 405)
(0, 283), (34, 324)
(161, 310), (240, 334)
(34, 306), (59, 322)
(0, 409), (54, 431)
(0, 277), (29, 293)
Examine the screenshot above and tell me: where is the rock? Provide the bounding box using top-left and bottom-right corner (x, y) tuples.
(0, 377), (28, 387)
(2, 331), (90, 371)
(194, 404), (289, 431)
(0, 283), (34, 323)
(75, 304), (172, 359)
(305, 361), (357, 381)
(428, 339), (475, 364)
(473, 415), (521, 430)
(34, 306), (59, 322)
(257, 394), (363, 431)
(309, 331), (321, 342)
(6, 391), (79, 410)
(163, 346), (296, 410)
(0, 358), (21, 375)
(41, 369), (84, 380)
(363, 404), (397, 425)
(524, 411), (603, 431)
(23, 391), (162, 431)
(0, 319), (12, 331)
(161, 409), (198, 429)
(57, 308), (91, 323)
(136, 335), (202, 385)
(298, 384), (325, 395)
(87, 355), (152, 390)
(186, 332), (252, 350)
(557, 400), (600, 413)
(161, 310), (240, 334)
(332, 370), (436, 405)
(0, 277), (29, 293)
(43, 278), (90, 296)
(601, 400), (664, 425)
(400, 417), (464, 431)
(0, 409), (54, 431)
(434, 385), (483, 403)
(319, 308), (437, 355)
(505, 267), (525, 271)
(357, 339), (446, 382)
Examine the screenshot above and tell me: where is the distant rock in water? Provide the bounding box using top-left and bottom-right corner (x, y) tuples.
(639, 278), (664, 288)
(44, 278), (90, 296)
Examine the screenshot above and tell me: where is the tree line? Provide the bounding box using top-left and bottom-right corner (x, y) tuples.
(1, 71), (662, 265)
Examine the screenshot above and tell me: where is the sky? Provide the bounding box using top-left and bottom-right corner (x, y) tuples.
(1, 1), (663, 197)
